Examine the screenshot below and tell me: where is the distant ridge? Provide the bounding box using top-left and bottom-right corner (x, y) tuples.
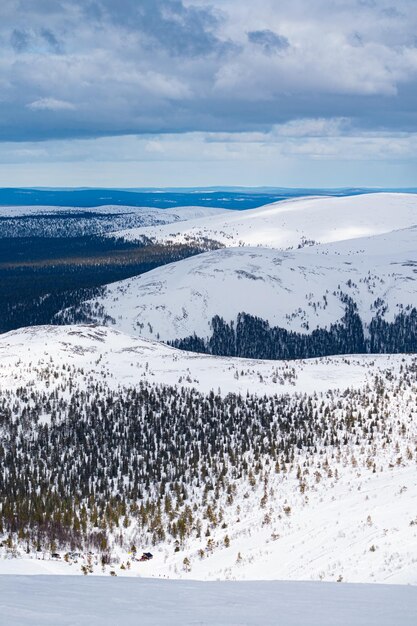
(1, 187), (417, 209)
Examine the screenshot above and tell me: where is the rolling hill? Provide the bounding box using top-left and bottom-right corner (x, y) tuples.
(113, 192), (417, 249)
(0, 324), (405, 397)
(58, 225), (417, 358)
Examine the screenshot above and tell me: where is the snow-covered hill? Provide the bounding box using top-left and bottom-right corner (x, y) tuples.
(0, 324), (400, 397)
(0, 204), (230, 237)
(113, 193), (417, 249)
(59, 226), (417, 345)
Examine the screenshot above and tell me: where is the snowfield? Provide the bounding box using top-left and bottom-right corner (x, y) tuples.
(59, 225), (417, 342)
(113, 192), (417, 249)
(1, 577), (416, 626)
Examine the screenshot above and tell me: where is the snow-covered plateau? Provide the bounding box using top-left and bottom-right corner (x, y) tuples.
(0, 204), (229, 220)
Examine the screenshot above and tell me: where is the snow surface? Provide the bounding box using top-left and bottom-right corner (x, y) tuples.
(67, 225), (417, 341)
(113, 192), (417, 249)
(0, 324), (411, 397)
(1, 577), (416, 626)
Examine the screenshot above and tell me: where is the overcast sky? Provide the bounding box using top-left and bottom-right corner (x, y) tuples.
(1, 0), (417, 187)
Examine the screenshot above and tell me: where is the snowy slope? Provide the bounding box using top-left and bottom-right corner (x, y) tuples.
(2, 462), (416, 586)
(1, 577), (416, 626)
(113, 193), (417, 249)
(0, 324), (401, 397)
(163, 464), (417, 585)
(61, 226), (417, 342)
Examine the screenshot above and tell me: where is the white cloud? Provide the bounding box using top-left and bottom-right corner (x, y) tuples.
(0, 0), (415, 142)
(27, 97), (76, 111)
(1, 124), (416, 167)
(274, 118), (350, 138)
(0, 0), (416, 185)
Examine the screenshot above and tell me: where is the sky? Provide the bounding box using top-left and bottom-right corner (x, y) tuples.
(0, 0), (417, 188)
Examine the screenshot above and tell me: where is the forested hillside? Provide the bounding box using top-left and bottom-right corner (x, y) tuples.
(171, 306), (417, 358)
(0, 236), (221, 333)
(0, 348), (415, 582)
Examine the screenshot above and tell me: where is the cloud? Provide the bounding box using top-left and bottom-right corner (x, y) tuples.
(247, 30), (289, 54)
(81, 0), (227, 57)
(1, 123), (416, 189)
(10, 29), (31, 53)
(40, 28), (63, 54)
(27, 98), (76, 111)
(0, 0), (416, 146)
(10, 26), (63, 55)
(274, 118), (350, 137)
